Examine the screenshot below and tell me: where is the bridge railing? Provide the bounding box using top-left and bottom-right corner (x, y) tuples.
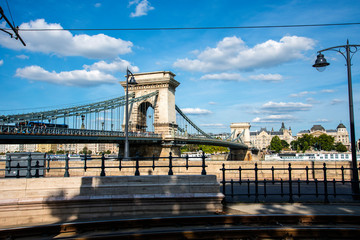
(0, 152), (208, 178)
(0, 125), (161, 138)
(220, 162), (360, 203)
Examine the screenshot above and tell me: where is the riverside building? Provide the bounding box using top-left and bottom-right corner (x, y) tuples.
(250, 122), (293, 150)
(297, 123), (350, 149)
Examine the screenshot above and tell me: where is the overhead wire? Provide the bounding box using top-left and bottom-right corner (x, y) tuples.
(5, 0), (15, 27)
(5, 22), (360, 32)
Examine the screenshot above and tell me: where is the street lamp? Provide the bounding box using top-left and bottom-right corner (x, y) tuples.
(313, 40), (360, 196)
(124, 68), (137, 159)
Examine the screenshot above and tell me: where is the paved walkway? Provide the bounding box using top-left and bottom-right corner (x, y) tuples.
(224, 203), (360, 215)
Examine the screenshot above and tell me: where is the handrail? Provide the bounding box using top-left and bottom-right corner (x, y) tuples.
(0, 152), (208, 178)
(0, 125), (161, 138)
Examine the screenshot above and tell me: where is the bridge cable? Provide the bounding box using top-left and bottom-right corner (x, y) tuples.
(1, 91), (159, 123)
(175, 105), (212, 139)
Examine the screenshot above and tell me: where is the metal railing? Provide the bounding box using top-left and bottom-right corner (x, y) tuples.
(1, 152), (208, 178)
(0, 125), (161, 138)
(221, 162), (360, 203)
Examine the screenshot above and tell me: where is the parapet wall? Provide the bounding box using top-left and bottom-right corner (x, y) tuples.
(0, 175), (223, 228)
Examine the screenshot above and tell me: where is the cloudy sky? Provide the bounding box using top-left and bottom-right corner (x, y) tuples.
(1, 0), (360, 137)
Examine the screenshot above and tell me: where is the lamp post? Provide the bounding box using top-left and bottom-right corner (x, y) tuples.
(124, 68), (137, 159)
(313, 40), (360, 196)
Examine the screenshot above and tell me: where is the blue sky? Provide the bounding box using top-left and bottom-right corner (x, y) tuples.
(1, 0), (360, 137)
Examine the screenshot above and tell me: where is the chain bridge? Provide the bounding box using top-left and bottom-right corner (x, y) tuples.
(0, 71), (248, 158)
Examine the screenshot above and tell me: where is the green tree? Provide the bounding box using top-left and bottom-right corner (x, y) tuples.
(296, 134), (315, 152)
(80, 146), (89, 154)
(180, 144), (229, 154)
(269, 136), (283, 153)
(281, 140), (289, 149)
(302, 142), (309, 153)
(335, 142), (347, 152)
(290, 140), (299, 151)
(315, 134), (335, 151)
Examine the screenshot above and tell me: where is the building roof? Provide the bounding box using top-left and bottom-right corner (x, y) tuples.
(311, 125), (325, 132)
(298, 130), (310, 134)
(337, 123), (346, 129)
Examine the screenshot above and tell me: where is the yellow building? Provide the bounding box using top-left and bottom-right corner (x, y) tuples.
(250, 122), (293, 150)
(36, 144), (57, 153)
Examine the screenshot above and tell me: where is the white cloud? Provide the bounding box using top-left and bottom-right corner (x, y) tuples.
(249, 73), (283, 82)
(252, 115), (296, 123)
(208, 101), (217, 105)
(200, 123), (226, 128)
(200, 73), (244, 81)
(0, 60), (3, 66)
(321, 89), (335, 93)
(331, 98), (344, 105)
(129, 0), (154, 17)
(16, 54), (29, 59)
(174, 35), (315, 72)
(15, 65), (117, 87)
(94, 3), (101, 7)
(312, 119), (330, 123)
(0, 19), (133, 59)
(306, 98), (321, 104)
(181, 108), (212, 115)
(261, 101), (312, 113)
(83, 58), (139, 73)
(289, 91), (316, 98)
(16, 58), (139, 87)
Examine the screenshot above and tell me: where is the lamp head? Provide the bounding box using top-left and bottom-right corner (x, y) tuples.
(128, 75), (137, 85)
(126, 69), (137, 85)
(313, 53), (330, 72)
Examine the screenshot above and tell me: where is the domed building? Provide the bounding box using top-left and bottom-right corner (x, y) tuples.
(297, 123), (350, 149)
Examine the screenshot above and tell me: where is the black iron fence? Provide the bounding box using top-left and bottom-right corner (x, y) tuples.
(0, 152), (207, 178)
(221, 162), (360, 203)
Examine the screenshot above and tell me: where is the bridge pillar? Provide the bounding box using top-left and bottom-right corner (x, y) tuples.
(120, 71), (180, 136)
(228, 148), (249, 161)
(122, 143), (181, 158)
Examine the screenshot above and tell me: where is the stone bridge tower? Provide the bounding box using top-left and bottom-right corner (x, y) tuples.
(120, 71), (180, 136)
(230, 122), (253, 161)
(230, 122), (251, 146)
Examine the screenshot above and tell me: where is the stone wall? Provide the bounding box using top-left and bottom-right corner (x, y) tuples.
(0, 175), (223, 228)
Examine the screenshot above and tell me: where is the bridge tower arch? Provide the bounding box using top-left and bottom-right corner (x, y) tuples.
(120, 71), (180, 136)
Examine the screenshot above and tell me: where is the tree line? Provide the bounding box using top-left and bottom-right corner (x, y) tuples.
(180, 144), (229, 154)
(270, 134), (347, 153)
